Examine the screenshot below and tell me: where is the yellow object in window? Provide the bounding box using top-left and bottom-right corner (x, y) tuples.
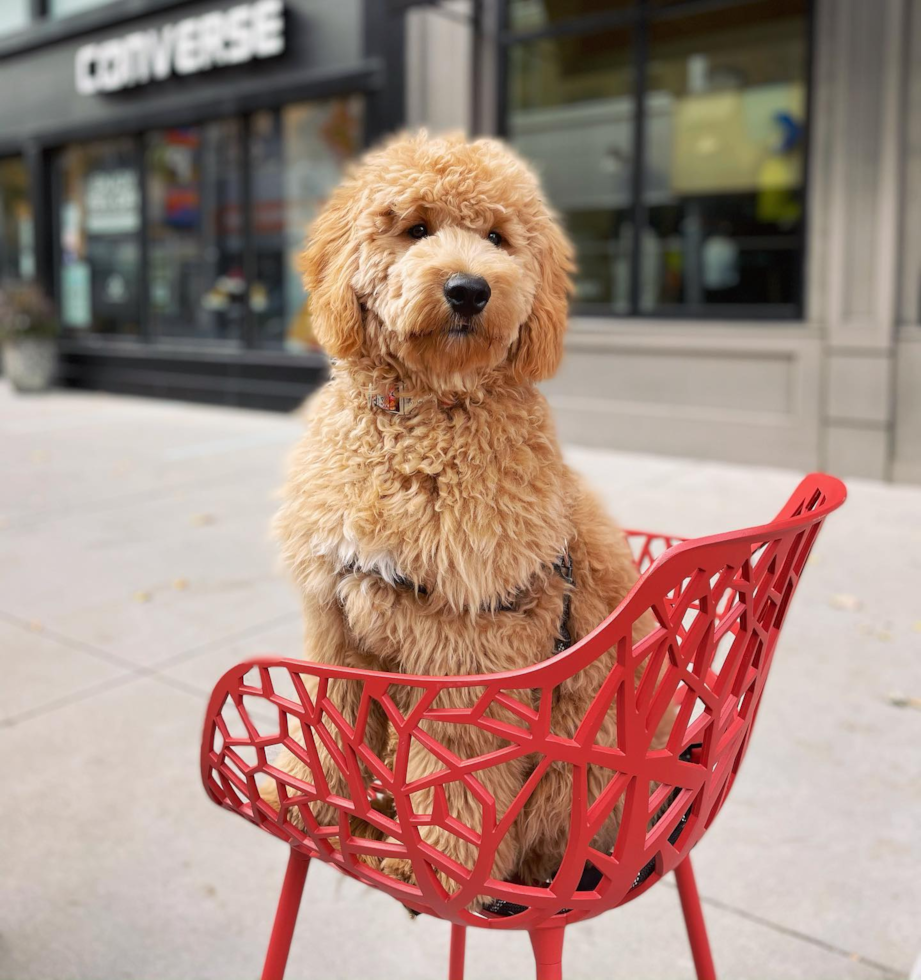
(756, 156), (802, 225)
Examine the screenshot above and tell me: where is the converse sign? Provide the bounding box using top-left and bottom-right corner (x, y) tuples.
(75, 0), (285, 96)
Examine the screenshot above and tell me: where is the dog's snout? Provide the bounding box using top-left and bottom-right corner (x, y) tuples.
(444, 274), (491, 317)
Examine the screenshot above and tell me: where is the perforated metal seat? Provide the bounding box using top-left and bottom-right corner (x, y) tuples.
(201, 473), (846, 980)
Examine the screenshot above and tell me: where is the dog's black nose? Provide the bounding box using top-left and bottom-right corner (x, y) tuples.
(444, 274), (491, 317)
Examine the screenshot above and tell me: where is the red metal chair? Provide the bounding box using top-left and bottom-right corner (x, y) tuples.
(201, 473), (845, 980)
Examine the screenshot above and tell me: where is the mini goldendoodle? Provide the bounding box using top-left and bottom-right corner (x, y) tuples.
(261, 131), (666, 906)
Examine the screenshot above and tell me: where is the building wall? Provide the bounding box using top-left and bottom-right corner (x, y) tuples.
(815, 0), (907, 480)
(405, 1), (471, 132)
(893, 0), (921, 484)
(406, 0), (920, 483)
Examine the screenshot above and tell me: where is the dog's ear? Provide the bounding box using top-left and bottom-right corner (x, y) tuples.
(300, 189), (363, 359)
(513, 215), (575, 381)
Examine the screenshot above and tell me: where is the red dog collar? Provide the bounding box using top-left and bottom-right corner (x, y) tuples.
(367, 384), (457, 414)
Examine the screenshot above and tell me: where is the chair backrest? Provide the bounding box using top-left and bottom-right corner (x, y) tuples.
(201, 473), (846, 929)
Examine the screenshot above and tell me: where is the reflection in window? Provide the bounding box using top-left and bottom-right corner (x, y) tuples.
(507, 29), (634, 310)
(58, 138), (141, 335)
(504, 0), (809, 317)
(0, 157), (34, 282)
(146, 121), (244, 344)
(249, 97), (363, 350)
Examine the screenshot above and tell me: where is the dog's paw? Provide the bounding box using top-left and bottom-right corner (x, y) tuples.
(380, 857), (489, 913)
(380, 857), (424, 917)
(351, 850), (382, 873)
(381, 856), (416, 886)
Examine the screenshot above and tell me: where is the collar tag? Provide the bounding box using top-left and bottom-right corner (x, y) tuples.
(368, 386), (410, 414)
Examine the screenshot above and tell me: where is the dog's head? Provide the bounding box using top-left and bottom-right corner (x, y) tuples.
(301, 132), (574, 386)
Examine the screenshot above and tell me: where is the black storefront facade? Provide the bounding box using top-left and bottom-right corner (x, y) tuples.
(0, 0), (406, 409)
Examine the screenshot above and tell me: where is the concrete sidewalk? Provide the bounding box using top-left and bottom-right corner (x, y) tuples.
(0, 382), (918, 980)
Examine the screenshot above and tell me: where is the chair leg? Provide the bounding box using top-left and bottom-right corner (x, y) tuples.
(675, 856), (716, 980)
(448, 924), (466, 980)
(261, 851), (310, 980)
(528, 924), (566, 980)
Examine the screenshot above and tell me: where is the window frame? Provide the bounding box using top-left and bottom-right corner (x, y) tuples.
(496, 0), (815, 321)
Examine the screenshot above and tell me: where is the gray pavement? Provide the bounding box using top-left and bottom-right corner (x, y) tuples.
(0, 382), (918, 980)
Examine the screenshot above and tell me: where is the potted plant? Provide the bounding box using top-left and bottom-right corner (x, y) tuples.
(0, 281), (58, 393)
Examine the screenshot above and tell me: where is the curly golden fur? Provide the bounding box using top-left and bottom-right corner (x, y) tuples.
(261, 132), (666, 907)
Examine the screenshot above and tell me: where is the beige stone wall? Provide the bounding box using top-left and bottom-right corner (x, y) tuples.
(893, 0), (921, 483)
(405, 1), (473, 134)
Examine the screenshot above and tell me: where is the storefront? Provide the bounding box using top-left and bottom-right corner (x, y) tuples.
(0, 0), (405, 408)
(3, 0), (920, 481)
(401, 0), (921, 482)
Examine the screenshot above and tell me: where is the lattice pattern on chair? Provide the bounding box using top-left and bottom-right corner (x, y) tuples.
(201, 474), (845, 931)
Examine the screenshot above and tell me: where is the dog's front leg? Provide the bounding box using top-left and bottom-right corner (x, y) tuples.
(259, 597), (390, 856)
(260, 673), (390, 851)
(381, 723), (528, 911)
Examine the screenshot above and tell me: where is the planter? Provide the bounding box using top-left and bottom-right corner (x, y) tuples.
(2, 336), (57, 392)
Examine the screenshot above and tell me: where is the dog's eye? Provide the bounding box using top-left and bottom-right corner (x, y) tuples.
(407, 223), (429, 240)
(487, 230), (503, 247)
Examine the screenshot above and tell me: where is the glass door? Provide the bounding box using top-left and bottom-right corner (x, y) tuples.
(57, 137), (142, 335)
(146, 120), (244, 345)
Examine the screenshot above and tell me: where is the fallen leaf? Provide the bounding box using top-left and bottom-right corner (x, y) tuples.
(829, 594), (862, 611)
(887, 693), (921, 711)
(134, 591), (152, 603)
(173, 578), (190, 591)
(28, 619), (43, 632)
(913, 621), (921, 634)
(191, 513), (216, 527)
(876, 630), (893, 642)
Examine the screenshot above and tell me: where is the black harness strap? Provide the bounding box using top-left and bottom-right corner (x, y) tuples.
(551, 550), (574, 655)
(339, 549), (575, 656)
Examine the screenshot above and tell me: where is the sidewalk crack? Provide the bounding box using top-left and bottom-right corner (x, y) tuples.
(662, 880), (904, 977)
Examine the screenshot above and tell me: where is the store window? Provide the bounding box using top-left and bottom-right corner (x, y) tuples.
(0, 0), (29, 36)
(58, 138), (142, 335)
(503, 0), (809, 318)
(147, 121), (245, 345)
(0, 157), (34, 282)
(508, 27), (634, 310)
(249, 97), (363, 350)
(54, 96), (363, 348)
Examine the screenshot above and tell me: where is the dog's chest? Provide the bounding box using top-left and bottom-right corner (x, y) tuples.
(305, 397), (570, 611)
